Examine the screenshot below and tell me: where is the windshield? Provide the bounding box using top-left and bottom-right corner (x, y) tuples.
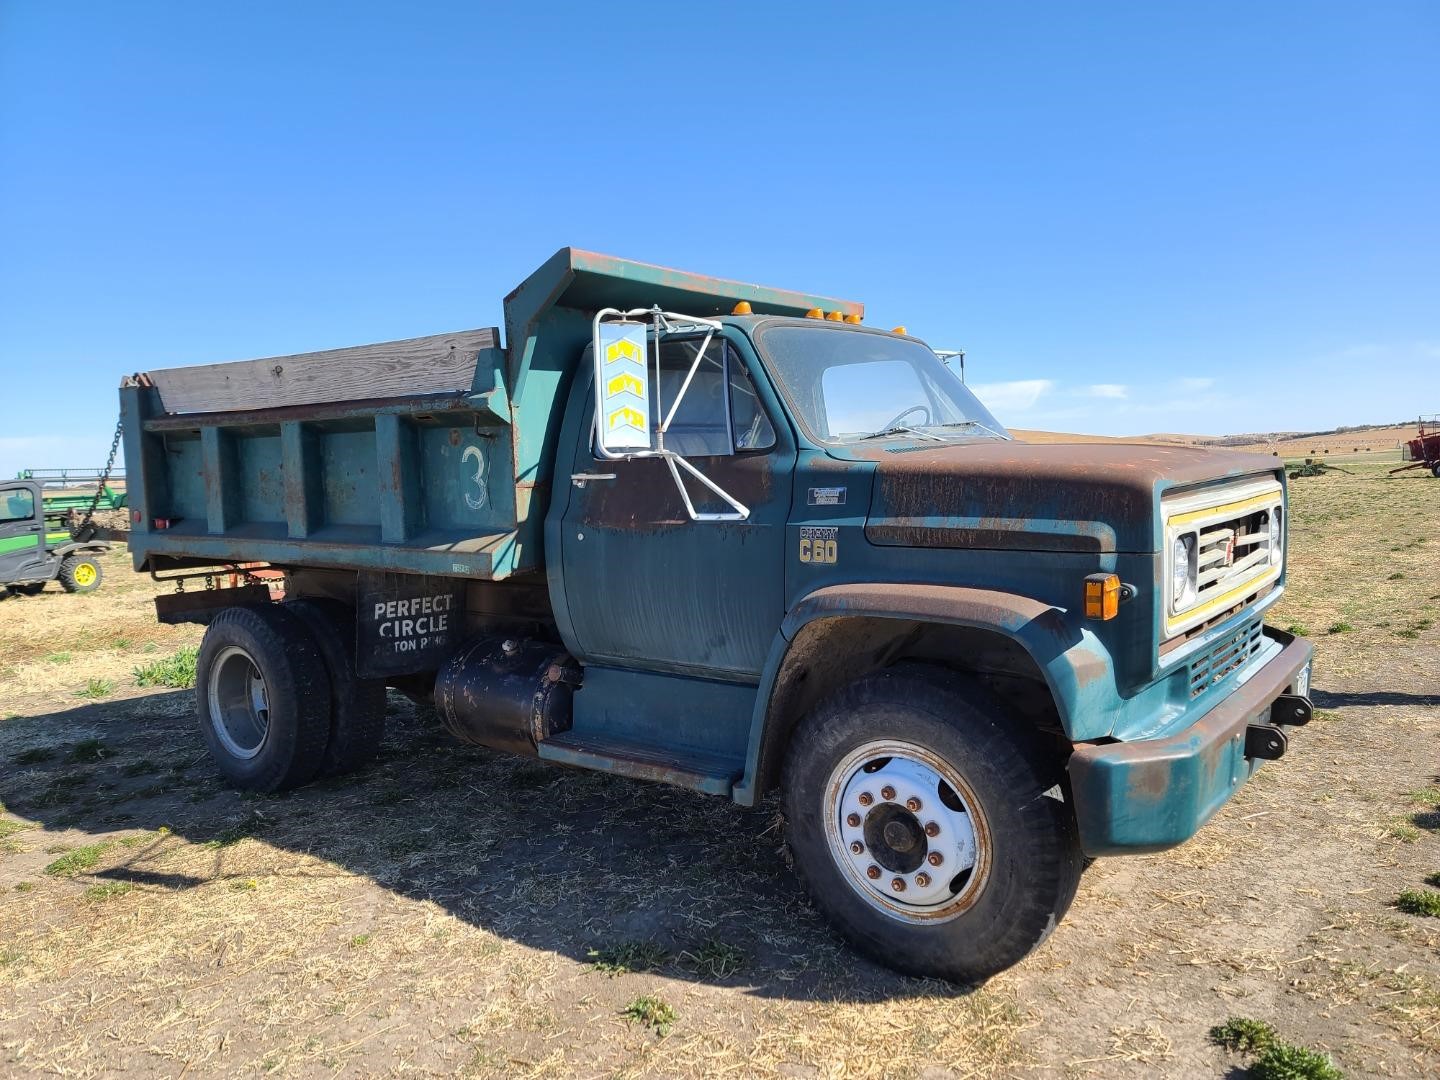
(754, 324), (1009, 445)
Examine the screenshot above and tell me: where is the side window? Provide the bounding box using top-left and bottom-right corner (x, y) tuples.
(1, 488), (36, 524)
(729, 358), (776, 450)
(652, 338), (732, 457)
(594, 337), (779, 458)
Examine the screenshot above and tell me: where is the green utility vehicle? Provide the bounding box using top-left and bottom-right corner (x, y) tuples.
(0, 480), (112, 595)
(118, 248), (1314, 981)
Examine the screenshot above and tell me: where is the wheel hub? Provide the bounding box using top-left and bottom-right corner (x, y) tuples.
(207, 646), (271, 760)
(864, 803), (927, 873)
(827, 743), (985, 920)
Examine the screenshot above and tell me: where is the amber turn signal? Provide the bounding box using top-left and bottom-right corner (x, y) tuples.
(731, 300), (753, 315)
(1084, 573), (1121, 620)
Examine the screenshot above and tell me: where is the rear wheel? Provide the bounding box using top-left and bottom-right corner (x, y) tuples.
(783, 663), (1083, 983)
(58, 555), (103, 593)
(196, 605), (331, 792)
(1431, 462), (1440, 478)
(285, 598), (387, 777)
(13, 582), (46, 596)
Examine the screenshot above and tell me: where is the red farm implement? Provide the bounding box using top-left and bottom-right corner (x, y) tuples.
(1390, 416), (1440, 477)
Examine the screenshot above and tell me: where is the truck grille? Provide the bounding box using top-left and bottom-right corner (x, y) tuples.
(1163, 478), (1284, 639)
(1192, 506), (1277, 607)
(1189, 617), (1263, 698)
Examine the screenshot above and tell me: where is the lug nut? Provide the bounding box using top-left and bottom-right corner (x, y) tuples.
(846, 812), (861, 828)
(891, 877), (906, 892)
(850, 841), (864, 855)
(927, 851), (943, 866)
(880, 785), (896, 801)
(858, 791), (873, 806)
(866, 865), (881, 880)
(905, 796), (922, 812)
(924, 821), (940, 837)
(915, 872), (931, 888)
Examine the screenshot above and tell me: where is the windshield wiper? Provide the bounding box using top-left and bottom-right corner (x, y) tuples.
(929, 420), (1010, 440)
(857, 425), (944, 442)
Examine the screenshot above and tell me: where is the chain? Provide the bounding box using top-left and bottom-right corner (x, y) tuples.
(73, 416), (124, 540)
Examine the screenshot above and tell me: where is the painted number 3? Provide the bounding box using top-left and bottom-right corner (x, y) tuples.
(462, 445), (488, 510)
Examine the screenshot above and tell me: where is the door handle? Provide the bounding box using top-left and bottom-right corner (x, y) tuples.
(571, 473), (616, 488)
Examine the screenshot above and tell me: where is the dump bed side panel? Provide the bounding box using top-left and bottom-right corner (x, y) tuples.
(123, 329), (524, 580)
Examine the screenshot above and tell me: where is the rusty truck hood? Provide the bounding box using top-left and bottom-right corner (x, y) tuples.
(854, 440), (1281, 554)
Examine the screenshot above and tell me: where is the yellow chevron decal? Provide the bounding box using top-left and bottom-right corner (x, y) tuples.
(606, 372), (644, 397)
(607, 405), (646, 431)
(604, 338), (641, 364)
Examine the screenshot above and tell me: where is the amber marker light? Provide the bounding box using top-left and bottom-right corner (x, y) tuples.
(1084, 573), (1121, 620)
(843, 313), (862, 323)
(891, 325), (908, 335)
(825, 310), (844, 321)
(731, 301), (753, 315)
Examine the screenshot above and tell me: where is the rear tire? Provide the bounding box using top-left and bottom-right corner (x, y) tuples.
(285, 599), (387, 777)
(58, 555), (103, 593)
(196, 605), (331, 792)
(782, 663), (1083, 984)
(14, 582), (46, 596)
(1431, 462), (1440, 478)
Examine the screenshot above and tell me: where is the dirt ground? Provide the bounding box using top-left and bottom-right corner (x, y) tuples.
(2, 462), (1438, 1078)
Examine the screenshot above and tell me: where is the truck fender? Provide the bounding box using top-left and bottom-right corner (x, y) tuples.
(731, 583), (1113, 806)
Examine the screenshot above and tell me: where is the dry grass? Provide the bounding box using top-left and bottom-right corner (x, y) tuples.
(1, 468), (1438, 1077)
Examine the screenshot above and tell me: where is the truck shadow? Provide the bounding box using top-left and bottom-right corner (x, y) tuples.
(0, 689), (980, 1004)
(1311, 688), (1440, 709)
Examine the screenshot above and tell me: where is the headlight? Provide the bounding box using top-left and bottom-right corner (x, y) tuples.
(1268, 508), (1283, 565)
(1171, 534), (1196, 612)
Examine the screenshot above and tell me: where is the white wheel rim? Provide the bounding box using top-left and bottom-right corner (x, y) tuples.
(823, 739), (991, 923)
(207, 645), (270, 760)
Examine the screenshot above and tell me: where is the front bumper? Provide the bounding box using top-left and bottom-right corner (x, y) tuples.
(1067, 628), (1314, 856)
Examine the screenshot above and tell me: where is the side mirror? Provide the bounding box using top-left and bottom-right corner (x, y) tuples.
(593, 319), (653, 455)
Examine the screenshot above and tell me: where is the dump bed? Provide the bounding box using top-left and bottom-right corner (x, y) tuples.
(119, 248), (860, 580)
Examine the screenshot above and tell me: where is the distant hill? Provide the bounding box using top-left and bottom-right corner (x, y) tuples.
(1011, 430), (1214, 446)
(1011, 421), (1419, 457)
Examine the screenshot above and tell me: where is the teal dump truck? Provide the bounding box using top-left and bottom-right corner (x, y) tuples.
(119, 248), (1313, 981)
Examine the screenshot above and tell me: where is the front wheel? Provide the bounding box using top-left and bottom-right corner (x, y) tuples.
(58, 555), (103, 593)
(782, 664), (1083, 983)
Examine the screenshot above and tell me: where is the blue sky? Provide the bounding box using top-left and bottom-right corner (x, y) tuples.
(1, 2), (1435, 477)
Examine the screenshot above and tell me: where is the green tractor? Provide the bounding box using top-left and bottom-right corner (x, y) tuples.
(0, 479), (119, 597)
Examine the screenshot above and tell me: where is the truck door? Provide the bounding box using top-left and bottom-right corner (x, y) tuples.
(0, 482), (47, 581)
(558, 333), (793, 678)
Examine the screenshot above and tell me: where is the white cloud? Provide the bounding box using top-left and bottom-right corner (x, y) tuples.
(969, 378), (1054, 412)
(1178, 377), (1215, 391)
(1084, 383), (1128, 399)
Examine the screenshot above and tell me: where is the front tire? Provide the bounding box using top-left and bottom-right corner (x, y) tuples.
(782, 664), (1083, 983)
(196, 605), (332, 792)
(58, 555), (103, 593)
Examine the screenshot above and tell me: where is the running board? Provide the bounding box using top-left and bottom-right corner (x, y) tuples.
(537, 732), (741, 796)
